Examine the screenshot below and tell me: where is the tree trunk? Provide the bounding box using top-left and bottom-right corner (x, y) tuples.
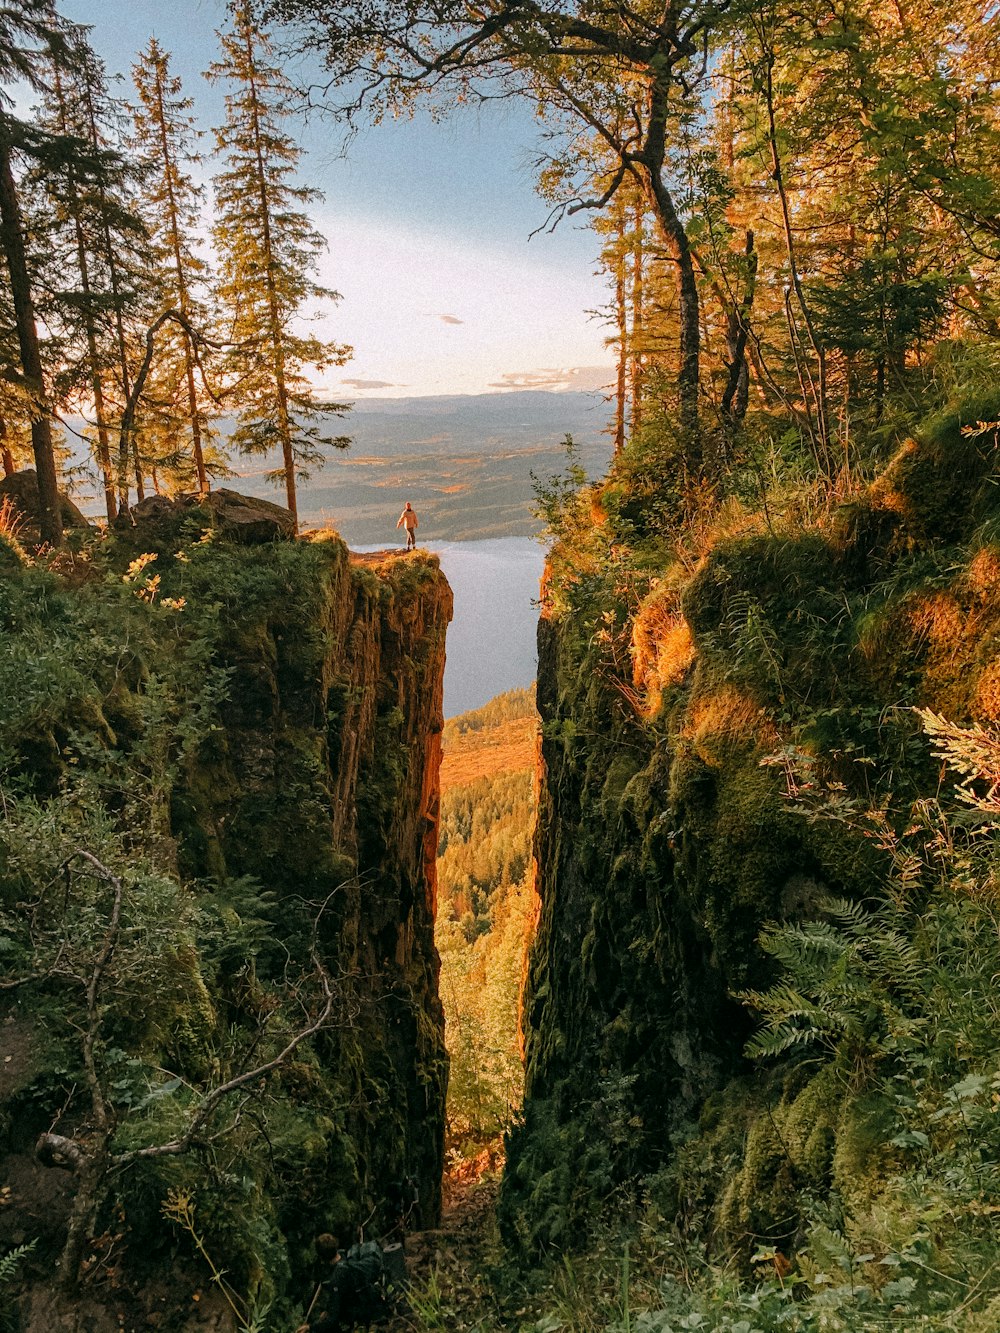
(643, 168), (700, 440)
(639, 73), (700, 446)
(614, 210), (626, 454)
(82, 82), (143, 507)
(56, 1151), (107, 1293)
(631, 198), (645, 436)
(761, 38), (831, 475)
(722, 231), (757, 424)
(0, 119), (62, 547)
(70, 202), (117, 523)
(0, 419), (14, 477)
(242, 15), (298, 533)
(53, 66), (116, 522)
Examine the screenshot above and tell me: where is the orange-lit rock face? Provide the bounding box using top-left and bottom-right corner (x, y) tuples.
(169, 539), (454, 1227)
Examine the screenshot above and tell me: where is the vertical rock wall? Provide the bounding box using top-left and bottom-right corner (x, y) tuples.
(502, 413), (1000, 1254)
(172, 539), (453, 1226)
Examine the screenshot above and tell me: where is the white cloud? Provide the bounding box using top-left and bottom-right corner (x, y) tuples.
(341, 377), (399, 391)
(489, 366), (614, 394)
(310, 209), (615, 397)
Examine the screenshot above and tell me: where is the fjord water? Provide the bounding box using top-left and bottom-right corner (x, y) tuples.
(356, 537), (544, 717)
(435, 538), (544, 716)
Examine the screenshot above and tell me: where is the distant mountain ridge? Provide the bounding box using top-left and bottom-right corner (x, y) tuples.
(250, 389), (613, 543)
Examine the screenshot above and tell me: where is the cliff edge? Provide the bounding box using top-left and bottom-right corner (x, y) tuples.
(0, 510), (451, 1329)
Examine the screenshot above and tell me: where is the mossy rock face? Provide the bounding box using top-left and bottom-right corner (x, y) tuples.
(505, 396), (1000, 1258)
(869, 401), (1000, 548)
(160, 536), (453, 1232)
(0, 526), (452, 1318)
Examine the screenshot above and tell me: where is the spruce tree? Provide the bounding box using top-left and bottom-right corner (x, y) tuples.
(35, 51), (149, 520)
(76, 53), (153, 509)
(31, 38), (156, 517)
(132, 38), (219, 497)
(209, 0), (350, 532)
(0, 0), (82, 546)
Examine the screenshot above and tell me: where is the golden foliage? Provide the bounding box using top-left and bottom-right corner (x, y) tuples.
(683, 686), (778, 766)
(631, 580), (696, 716)
(967, 546), (1000, 598)
(974, 660), (1000, 723)
(441, 717), (537, 789)
(436, 691), (538, 1146)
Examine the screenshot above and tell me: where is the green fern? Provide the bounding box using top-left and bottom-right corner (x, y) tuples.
(0, 1240), (36, 1286)
(741, 893), (927, 1065)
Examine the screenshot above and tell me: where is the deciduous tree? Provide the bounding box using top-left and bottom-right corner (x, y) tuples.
(268, 0), (735, 453)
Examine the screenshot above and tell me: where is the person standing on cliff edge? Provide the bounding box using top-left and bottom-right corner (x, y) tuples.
(396, 501), (418, 551)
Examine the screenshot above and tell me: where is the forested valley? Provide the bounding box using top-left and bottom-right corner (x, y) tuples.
(5, 0), (1000, 1331)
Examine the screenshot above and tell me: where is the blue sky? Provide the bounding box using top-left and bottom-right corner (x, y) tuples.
(61, 0), (616, 398)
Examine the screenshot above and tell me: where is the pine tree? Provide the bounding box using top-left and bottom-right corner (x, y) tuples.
(37, 57), (140, 520)
(208, 0), (350, 532)
(75, 53), (152, 509)
(33, 40), (156, 516)
(0, 0), (83, 546)
(132, 38), (220, 497)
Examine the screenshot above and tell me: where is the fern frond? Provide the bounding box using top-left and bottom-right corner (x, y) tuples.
(0, 1239), (36, 1285)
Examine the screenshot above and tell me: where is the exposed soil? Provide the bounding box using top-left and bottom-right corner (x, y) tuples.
(384, 1144), (508, 1332)
(348, 548), (416, 564)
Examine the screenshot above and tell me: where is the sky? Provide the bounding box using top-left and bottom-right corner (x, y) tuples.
(60, 0), (617, 400)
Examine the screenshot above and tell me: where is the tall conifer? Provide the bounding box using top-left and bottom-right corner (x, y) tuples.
(209, 0), (350, 532)
(0, 0), (82, 545)
(34, 41), (156, 514)
(36, 50), (150, 520)
(132, 38), (218, 497)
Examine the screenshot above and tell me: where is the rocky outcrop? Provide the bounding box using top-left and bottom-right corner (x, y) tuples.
(0, 468), (89, 534)
(502, 406), (1000, 1254)
(0, 524), (451, 1325)
(116, 488), (296, 543)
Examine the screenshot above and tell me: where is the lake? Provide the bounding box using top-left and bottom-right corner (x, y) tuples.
(356, 536), (545, 718)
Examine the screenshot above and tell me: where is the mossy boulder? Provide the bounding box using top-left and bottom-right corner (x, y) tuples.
(0, 468), (89, 537)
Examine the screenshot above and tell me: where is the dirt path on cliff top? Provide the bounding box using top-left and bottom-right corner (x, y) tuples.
(349, 549), (411, 564)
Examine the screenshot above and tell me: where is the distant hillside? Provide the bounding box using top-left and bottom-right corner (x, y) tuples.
(437, 686), (538, 1143)
(67, 391), (613, 544)
(441, 686), (537, 787)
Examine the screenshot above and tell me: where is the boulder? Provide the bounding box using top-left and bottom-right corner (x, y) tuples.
(127, 493), (176, 524)
(115, 488), (296, 545)
(0, 469), (89, 534)
(186, 488), (296, 543)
